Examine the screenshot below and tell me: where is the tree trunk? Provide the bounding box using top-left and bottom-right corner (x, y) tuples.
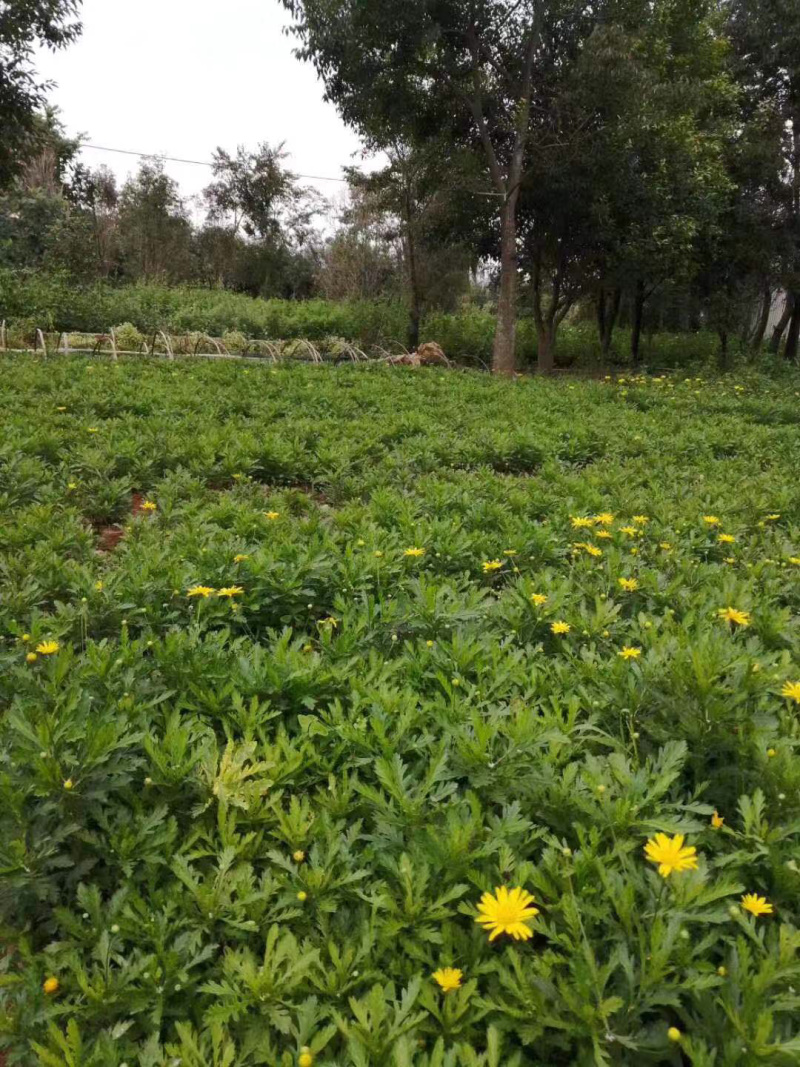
(537, 323), (556, 374)
(770, 294), (794, 353)
(718, 329), (730, 371)
(785, 294), (800, 362)
(404, 194), (422, 352)
(601, 288), (622, 356)
(596, 286), (606, 344)
(749, 285), (771, 354)
(492, 196), (519, 375)
(631, 280), (645, 364)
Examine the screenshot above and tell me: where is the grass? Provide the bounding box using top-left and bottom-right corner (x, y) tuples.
(1, 356), (800, 1066)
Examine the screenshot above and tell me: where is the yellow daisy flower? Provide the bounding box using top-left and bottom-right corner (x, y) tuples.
(718, 533), (735, 544)
(711, 811), (724, 829)
(482, 559), (504, 573)
(781, 681), (800, 705)
(432, 967), (463, 992)
(141, 501), (157, 512)
(217, 586), (244, 598)
(35, 640), (59, 656)
(618, 646), (642, 660)
(551, 621), (570, 635)
(633, 515), (649, 525)
(618, 578), (639, 592)
(570, 516), (594, 529)
(233, 554), (249, 563)
(717, 607), (750, 628)
(594, 512), (615, 526)
(583, 544), (603, 558)
(475, 886), (539, 941)
(404, 547), (426, 557)
(264, 511), (281, 520)
(703, 515), (721, 526)
(741, 894), (773, 917)
(187, 586), (215, 598)
(620, 526), (637, 537)
(530, 593), (548, 606)
(644, 833), (699, 878)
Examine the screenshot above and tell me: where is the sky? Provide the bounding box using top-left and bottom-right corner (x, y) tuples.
(35, 0), (371, 208)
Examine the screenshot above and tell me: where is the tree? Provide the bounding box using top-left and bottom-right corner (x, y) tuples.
(727, 0), (800, 361)
(203, 142), (320, 244)
(0, 0), (82, 188)
(117, 160), (192, 281)
(280, 0), (551, 373)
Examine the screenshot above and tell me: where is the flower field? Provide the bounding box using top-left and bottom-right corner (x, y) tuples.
(2, 356), (800, 1066)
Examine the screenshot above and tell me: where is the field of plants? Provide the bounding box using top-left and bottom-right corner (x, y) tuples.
(1, 355), (800, 1066)
(0, 271), (745, 370)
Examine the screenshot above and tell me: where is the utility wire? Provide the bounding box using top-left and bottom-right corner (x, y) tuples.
(79, 142), (349, 183)
(78, 142), (505, 198)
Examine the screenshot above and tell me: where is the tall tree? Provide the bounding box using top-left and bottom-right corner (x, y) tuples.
(117, 159), (192, 281)
(727, 0), (800, 361)
(0, 0), (82, 188)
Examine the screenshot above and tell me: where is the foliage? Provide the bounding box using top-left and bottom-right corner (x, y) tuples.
(0, 0), (82, 188)
(1, 357), (800, 1064)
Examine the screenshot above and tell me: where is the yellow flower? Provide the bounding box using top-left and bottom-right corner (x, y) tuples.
(551, 621), (570, 635)
(767, 747), (777, 758)
(570, 516), (594, 529)
(583, 544), (603, 558)
(318, 616), (339, 628)
(741, 894), (773, 917)
(63, 778), (74, 790)
(620, 526), (637, 537)
(374, 550), (383, 558)
(187, 586), (215, 598)
(482, 559), (504, 573)
(67, 482), (77, 491)
(711, 811), (724, 829)
(644, 833), (699, 878)
(141, 500), (157, 512)
(432, 967), (463, 993)
(531, 593), (548, 606)
(297, 891), (308, 902)
(233, 554), (249, 563)
(26, 652), (38, 663)
(596, 530), (612, 539)
(789, 557), (800, 566)
(404, 546), (426, 558)
(718, 533), (735, 544)
(299, 1049), (314, 1067)
(618, 578), (639, 592)
(724, 557), (736, 565)
(217, 586), (244, 598)
(21, 633), (30, 642)
(475, 886), (539, 941)
(56, 406), (67, 412)
(660, 542), (672, 551)
(618, 646), (642, 660)
(766, 514), (781, 521)
(667, 1027), (681, 1043)
(594, 512), (615, 526)
(717, 607), (750, 628)
(87, 427), (99, 433)
(781, 681), (800, 705)
(703, 515), (721, 526)
(43, 977), (60, 995)
(633, 515), (649, 525)
(503, 549), (518, 557)
(94, 580), (104, 591)
(36, 640), (59, 656)
(293, 850), (306, 863)
(264, 511), (281, 520)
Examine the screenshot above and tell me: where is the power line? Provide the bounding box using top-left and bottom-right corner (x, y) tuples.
(78, 142), (349, 183)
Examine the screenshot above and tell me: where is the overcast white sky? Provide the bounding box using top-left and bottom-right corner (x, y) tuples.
(35, 0), (371, 206)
